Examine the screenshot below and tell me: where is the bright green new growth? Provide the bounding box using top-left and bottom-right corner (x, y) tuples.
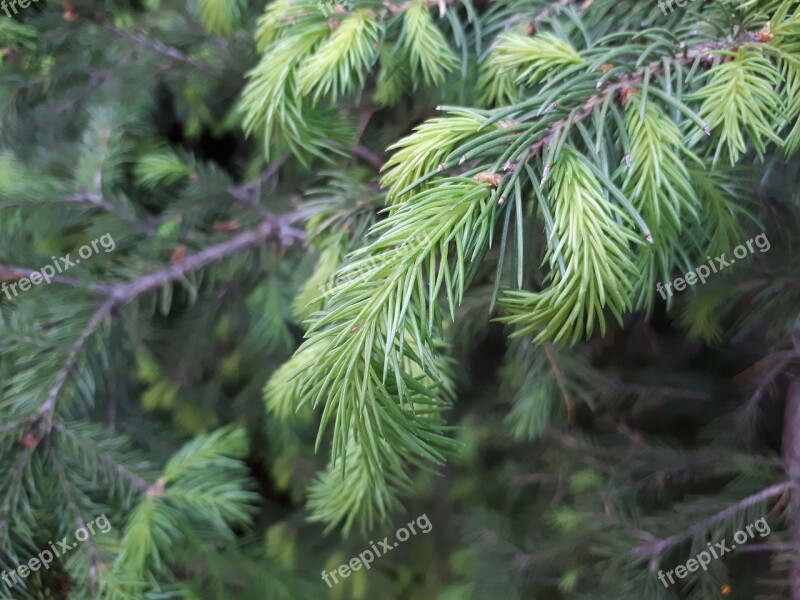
(485, 32), (584, 86)
(241, 0), (461, 163)
(399, 0), (459, 85)
(252, 0), (800, 532)
(691, 48), (784, 164)
(294, 180), (495, 523)
(380, 111), (501, 204)
(500, 149), (643, 345)
(198, 0), (246, 35)
(622, 94), (702, 314)
(479, 31), (584, 106)
(297, 10), (381, 102)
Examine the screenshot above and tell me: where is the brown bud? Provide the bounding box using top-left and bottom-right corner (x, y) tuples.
(213, 220), (241, 232)
(474, 172), (503, 187)
(146, 477), (166, 498)
(62, 0), (78, 21)
(757, 21), (774, 43)
(170, 245), (187, 264)
(620, 86), (637, 106)
(20, 432), (39, 450)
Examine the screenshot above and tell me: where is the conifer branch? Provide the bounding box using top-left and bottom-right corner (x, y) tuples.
(54, 461), (101, 590)
(227, 154), (292, 208)
(630, 481), (795, 569)
(0, 265), (105, 292)
(102, 214), (304, 304)
(33, 297), (114, 433)
(52, 420), (149, 494)
(35, 297), (116, 430)
(783, 374), (800, 599)
(0, 448), (32, 549)
(3, 211), (306, 436)
(62, 191), (154, 233)
(524, 37), (745, 165)
(103, 22), (221, 76)
(352, 143), (385, 170)
(543, 343), (575, 421)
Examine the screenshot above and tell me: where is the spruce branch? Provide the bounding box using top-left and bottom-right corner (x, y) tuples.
(352, 143), (385, 170)
(283, 4), (800, 534)
(227, 155), (292, 209)
(62, 191), (153, 234)
(4, 212), (305, 436)
(35, 296), (116, 431)
(293, 178), (491, 530)
(52, 420), (149, 494)
(0, 163), (303, 295)
(0, 447), (32, 550)
(54, 461), (101, 591)
(103, 21), (221, 76)
(0, 265), (106, 292)
(523, 38), (737, 164)
(629, 481), (795, 570)
(783, 373), (800, 599)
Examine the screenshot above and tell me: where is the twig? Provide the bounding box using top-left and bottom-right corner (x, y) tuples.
(0, 448), (32, 549)
(63, 191), (146, 228)
(782, 376), (800, 599)
(0, 264), (107, 293)
(629, 481), (795, 571)
(104, 23), (220, 76)
(524, 34), (760, 167)
(2, 191), (155, 235)
(51, 420), (149, 494)
(28, 213), (304, 431)
(739, 542), (794, 553)
(352, 144), (385, 171)
(35, 297), (116, 431)
(103, 215), (303, 304)
(543, 343), (575, 422)
(736, 350), (800, 421)
(53, 460), (102, 592)
(227, 154), (292, 216)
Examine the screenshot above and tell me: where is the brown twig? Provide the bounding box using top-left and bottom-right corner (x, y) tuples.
(53, 461), (98, 587)
(543, 342), (576, 422)
(27, 213), (304, 433)
(51, 420), (149, 494)
(104, 23), (220, 76)
(227, 155), (292, 210)
(629, 481), (795, 571)
(0, 448), (32, 549)
(352, 144), (386, 171)
(523, 31), (765, 178)
(783, 375), (800, 599)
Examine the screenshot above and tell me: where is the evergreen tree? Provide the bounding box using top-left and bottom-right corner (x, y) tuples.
(1, 0), (800, 598)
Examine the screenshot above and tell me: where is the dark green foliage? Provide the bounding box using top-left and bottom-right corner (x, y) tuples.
(2, 0), (800, 599)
